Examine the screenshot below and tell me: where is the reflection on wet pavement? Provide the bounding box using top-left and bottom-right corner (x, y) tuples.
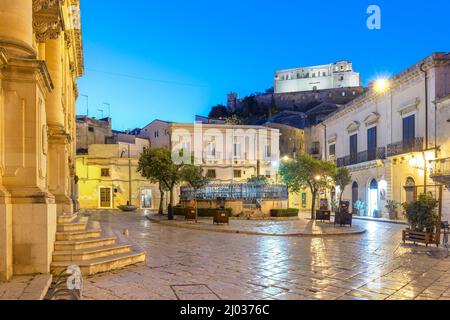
(82, 211), (450, 300)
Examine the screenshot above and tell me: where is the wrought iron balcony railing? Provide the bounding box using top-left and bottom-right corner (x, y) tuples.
(181, 183), (289, 201)
(336, 147), (386, 167)
(430, 157), (450, 186)
(430, 157), (450, 177)
(387, 137), (424, 157)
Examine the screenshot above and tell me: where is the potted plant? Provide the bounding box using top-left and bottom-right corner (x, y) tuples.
(373, 209), (381, 218)
(353, 200), (367, 216)
(385, 200), (399, 220)
(402, 193), (440, 246)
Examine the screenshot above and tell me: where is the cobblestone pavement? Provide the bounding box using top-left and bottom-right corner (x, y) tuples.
(82, 211), (450, 300)
(147, 214), (366, 236)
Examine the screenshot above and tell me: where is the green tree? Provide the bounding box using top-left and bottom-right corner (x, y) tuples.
(334, 167), (352, 205)
(208, 104), (229, 119)
(137, 148), (184, 220)
(268, 94), (278, 118)
(279, 154), (336, 220)
(180, 164), (210, 222)
(224, 114), (243, 125)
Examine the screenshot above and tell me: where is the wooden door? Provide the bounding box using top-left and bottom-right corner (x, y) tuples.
(100, 187), (111, 208)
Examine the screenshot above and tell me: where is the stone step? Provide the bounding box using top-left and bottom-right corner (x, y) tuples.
(54, 236), (117, 251)
(57, 221), (88, 232)
(57, 213), (78, 224)
(55, 228), (102, 241)
(51, 250), (146, 276)
(52, 244), (132, 262)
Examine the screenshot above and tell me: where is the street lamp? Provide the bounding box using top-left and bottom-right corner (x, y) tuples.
(102, 102), (111, 117)
(80, 94), (89, 116)
(374, 78), (390, 93)
(271, 160), (279, 185)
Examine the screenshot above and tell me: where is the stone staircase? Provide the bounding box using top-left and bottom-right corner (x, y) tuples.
(51, 213), (146, 276)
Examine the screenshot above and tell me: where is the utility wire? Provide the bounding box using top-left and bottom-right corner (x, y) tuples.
(85, 68), (209, 89)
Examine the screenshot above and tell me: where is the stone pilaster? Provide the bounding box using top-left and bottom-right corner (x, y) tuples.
(45, 35), (73, 214)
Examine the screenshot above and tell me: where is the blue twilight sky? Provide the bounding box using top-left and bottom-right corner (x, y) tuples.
(76, 0), (450, 131)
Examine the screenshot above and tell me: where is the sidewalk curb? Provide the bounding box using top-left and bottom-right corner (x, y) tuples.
(146, 216), (366, 237)
(352, 216), (408, 225)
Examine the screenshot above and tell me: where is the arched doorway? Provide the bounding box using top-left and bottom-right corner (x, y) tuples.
(404, 177), (416, 203)
(368, 179), (378, 217)
(352, 182), (359, 210)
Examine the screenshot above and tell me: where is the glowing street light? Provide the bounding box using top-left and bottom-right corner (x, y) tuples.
(374, 78), (390, 93)
(314, 175), (321, 181)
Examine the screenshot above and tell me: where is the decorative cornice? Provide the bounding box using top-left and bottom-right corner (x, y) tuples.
(33, 0), (60, 12)
(32, 0), (65, 43)
(346, 121), (360, 133)
(64, 32), (72, 49)
(322, 53), (450, 124)
(363, 112), (380, 126)
(47, 125), (72, 143)
(398, 97), (420, 115)
(347, 159), (385, 172)
(328, 135), (337, 144)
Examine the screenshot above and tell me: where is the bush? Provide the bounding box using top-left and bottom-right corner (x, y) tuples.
(173, 205), (184, 215)
(174, 206), (232, 217)
(402, 193), (440, 232)
(270, 208), (299, 217)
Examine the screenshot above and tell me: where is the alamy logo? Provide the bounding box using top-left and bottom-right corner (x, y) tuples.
(366, 5), (381, 30)
(66, 265), (82, 290)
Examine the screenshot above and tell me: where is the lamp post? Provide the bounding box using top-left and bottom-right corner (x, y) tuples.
(102, 102), (111, 117)
(80, 94), (89, 116)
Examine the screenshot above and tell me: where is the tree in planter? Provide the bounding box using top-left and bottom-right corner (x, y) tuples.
(402, 193), (440, 232)
(279, 154), (336, 220)
(137, 148), (184, 220)
(385, 200), (400, 220)
(334, 167), (352, 206)
(180, 164), (210, 223)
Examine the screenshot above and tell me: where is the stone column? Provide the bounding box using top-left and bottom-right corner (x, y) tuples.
(0, 0), (35, 281)
(0, 0), (35, 57)
(0, 0), (58, 275)
(46, 36), (73, 214)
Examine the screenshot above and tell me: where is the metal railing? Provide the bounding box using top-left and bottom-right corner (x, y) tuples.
(387, 137), (424, 157)
(337, 147), (386, 167)
(430, 157), (450, 177)
(181, 183), (289, 201)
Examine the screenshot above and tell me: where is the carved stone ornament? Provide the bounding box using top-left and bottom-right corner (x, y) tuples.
(33, 0), (64, 43)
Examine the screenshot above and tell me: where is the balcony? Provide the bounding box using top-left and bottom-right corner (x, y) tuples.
(337, 147), (386, 167)
(430, 157), (450, 186)
(387, 137), (424, 157)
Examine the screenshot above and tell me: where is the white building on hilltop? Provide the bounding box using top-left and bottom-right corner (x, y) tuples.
(274, 61), (361, 94)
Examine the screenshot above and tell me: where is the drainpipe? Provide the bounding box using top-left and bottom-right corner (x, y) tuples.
(321, 122), (327, 160)
(420, 63), (429, 191)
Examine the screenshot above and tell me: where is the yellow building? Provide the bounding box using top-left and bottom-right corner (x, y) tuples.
(0, 1), (83, 279)
(76, 137), (160, 210)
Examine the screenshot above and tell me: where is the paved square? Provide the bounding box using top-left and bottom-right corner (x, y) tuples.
(81, 211), (450, 300)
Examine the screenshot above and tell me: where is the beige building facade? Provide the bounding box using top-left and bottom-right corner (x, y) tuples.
(76, 136), (160, 210)
(307, 53), (450, 221)
(140, 121), (281, 184)
(0, 0), (84, 280)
